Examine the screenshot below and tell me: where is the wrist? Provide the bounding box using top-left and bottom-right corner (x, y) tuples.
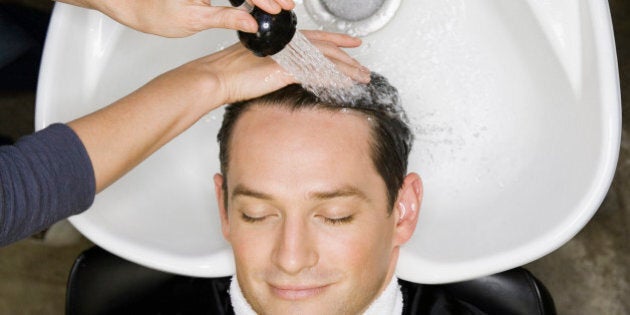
(87, 0), (137, 31)
(167, 62), (227, 119)
(196, 71), (227, 115)
(55, 0), (95, 9)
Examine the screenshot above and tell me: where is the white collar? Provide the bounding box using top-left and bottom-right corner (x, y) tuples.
(229, 275), (403, 315)
(363, 275), (404, 315)
(230, 275), (257, 315)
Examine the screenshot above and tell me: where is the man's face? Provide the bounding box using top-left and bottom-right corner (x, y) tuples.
(214, 105), (420, 315)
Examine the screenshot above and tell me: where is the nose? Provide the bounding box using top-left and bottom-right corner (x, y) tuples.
(272, 216), (318, 275)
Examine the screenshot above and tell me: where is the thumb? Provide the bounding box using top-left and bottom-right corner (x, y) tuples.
(200, 7), (258, 33)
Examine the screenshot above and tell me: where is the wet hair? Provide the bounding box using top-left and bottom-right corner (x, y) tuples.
(217, 73), (413, 212)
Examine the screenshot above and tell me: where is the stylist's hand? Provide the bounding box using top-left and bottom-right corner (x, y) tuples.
(58, 0), (295, 37)
(150, 30), (370, 112)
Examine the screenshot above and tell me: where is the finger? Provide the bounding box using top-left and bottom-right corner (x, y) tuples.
(200, 7), (258, 32)
(263, 67), (298, 87)
(251, 0), (282, 14)
(301, 30), (362, 48)
(330, 59), (371, 84)
(273, 0), (295, 10)
(309, 39), (362, 68)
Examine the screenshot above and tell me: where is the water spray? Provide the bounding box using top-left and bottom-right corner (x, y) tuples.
(228, 0), (380, 107)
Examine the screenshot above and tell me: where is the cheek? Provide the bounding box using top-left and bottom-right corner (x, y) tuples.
(231, 234), (260, 260)
(229, 223), (274, 272)
(320, 219), (396, 273)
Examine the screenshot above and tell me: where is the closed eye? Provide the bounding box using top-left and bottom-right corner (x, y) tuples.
(322, 216), (354, 225)
(241, 212), (268, 223)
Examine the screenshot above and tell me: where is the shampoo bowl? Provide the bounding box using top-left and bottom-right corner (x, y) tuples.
(36, 0), (620, 283)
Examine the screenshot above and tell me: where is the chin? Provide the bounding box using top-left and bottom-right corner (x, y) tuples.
(252, 287), (367, 315)
(256, 300), (344, 315)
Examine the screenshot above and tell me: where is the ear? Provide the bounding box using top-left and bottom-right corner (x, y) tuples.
(393, 173), (423, 246)
(213, 173), (231, 241)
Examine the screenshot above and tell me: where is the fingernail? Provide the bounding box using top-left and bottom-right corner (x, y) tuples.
(358, 67), (371, 83)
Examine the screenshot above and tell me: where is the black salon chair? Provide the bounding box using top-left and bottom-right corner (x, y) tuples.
(66, 246), (556, 315)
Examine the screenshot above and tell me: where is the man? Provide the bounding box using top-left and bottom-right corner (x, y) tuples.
(64, 76), (555, 315)
(212, 74), (424, 314)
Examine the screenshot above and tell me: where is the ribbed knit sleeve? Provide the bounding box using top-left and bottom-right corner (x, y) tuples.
(0, 123), (95, 246)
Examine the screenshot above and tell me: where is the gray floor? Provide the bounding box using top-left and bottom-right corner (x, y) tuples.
(1, 1), (629, 314)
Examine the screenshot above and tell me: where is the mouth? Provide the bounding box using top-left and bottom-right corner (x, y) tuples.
(269, 283), (331, 300)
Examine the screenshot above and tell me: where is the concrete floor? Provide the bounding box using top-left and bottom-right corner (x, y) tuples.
(1, 0), (629, 314)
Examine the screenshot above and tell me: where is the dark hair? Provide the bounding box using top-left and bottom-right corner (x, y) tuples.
(217, 73), (413, 212)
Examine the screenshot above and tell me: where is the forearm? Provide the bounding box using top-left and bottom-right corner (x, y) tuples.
(68, 70), (222, 193)
(53, 0), (95, 9)
(53, 0), (131, 32)
(52, 0), (296, 37)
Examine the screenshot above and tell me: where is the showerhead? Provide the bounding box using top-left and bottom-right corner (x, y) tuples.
(230, 0), (297, 57)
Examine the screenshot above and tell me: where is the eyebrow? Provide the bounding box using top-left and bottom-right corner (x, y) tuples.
(231, 184), (370, 202)
(308, 187), (370, 202)
(231, 185), (274, 201)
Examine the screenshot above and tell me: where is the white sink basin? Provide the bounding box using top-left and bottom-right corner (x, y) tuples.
(36, 0), (620, 283)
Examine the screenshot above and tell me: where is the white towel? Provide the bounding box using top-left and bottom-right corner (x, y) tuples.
(230, 276), (257, 315)
(363, 275), (404, 315)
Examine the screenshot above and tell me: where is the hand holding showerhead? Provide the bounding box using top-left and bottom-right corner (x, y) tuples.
(230, 0), (297, 56)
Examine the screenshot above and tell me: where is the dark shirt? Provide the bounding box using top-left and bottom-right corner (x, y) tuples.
(67, 236), (555, 314)
(0, 123), (95, 246)
(142, 277), (485, 315)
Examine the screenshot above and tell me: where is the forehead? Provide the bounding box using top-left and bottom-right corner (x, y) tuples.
(226, 104), (383, 196)
(230, 104), (374, 154)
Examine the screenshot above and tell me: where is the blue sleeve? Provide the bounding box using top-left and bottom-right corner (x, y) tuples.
(0, 123), (96, 246)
